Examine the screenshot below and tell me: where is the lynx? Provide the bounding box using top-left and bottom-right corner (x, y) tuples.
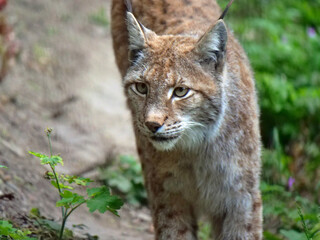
(111, 0), (262, 239)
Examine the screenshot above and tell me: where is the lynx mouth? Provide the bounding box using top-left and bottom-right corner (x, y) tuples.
(150, 135), (179, 142)
(149, 135), (180, 151)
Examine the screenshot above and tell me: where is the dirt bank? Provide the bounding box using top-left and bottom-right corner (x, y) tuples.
(0, 0), (152, 239)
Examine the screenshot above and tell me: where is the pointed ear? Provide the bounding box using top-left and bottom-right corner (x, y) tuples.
(195, 20), (228, 68)
(126, 12), (146, 51)
(126, 12), (155, 64)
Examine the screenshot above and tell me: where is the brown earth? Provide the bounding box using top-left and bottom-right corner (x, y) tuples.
(0, 0), (153, 239)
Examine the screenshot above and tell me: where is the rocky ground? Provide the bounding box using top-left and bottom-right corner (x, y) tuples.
(0, 0), (153, 239)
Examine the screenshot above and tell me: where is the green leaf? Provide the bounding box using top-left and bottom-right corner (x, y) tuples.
(40, 156), (51, 165)
(51, 155), (64, 166)
(0, 220), (15, 235)
(0, 220), (37, 240)
(30, 208), (41, 218)
(62, 190), (74, 197)
(280, 229), (306, 240)
(86, 186), (123, 216)
(263, 231), (283, 240)
(51, 180), (73, 190)
(45, 171), (54, 179)
(50, 180), (59, 189)
(311, 222), (320, 240)
(108, 175), (131, 193)
(0, 165), (8, 169)
(87, 187), (104, 197)
(28, 151), (46, 158)
(36, 218), (62, 232)
(40, 155), (63, 167)
(198, 221), (211, 240)
(56, 190), (85, 208)
(63, 175), (93, 186)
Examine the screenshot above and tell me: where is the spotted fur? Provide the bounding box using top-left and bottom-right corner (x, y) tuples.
(111, 0), (262, 239)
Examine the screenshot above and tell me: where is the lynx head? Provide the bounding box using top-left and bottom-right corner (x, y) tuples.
(123, 12), (228, 151)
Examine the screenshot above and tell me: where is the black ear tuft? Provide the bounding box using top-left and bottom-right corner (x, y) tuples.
(126, 12), (157, 65)
(124, 0), (133, 13)
(196, 20), (228, 69)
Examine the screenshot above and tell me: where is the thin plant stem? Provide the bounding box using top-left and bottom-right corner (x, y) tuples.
(50, 164), (65, 217)
(47, 131), (53, 157)
(59, 203), (84, 240)
(59, 215), (67, 240)
(47, 131), (66, 223)
(65, 203), (84, 219)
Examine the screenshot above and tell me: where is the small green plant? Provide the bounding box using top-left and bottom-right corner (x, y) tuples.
(29, 207), (76, 239)
(32, 44), (51, 66)
(310, 213), (320, 240)
(29, 128), (123, 240)
(89, 7), (109, 27)
(0, 165), (7, 168)
(99, 155), (147, 206)
(198, 221), (211, 240)
(0, 220), (36, 240)
(297, 205), (312, 240)
(262, 180), (320, 240)
(296, 205), (320, 240)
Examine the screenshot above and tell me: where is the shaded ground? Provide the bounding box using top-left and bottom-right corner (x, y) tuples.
(0, 0), (153, 239)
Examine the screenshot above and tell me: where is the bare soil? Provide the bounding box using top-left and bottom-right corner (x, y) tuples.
(0, 0), (153, 239)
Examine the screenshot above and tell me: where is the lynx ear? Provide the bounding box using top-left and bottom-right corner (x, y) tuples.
(126, 12), (146, 51)
(196, 20), (228, 67)
(126, 12), (155, 63)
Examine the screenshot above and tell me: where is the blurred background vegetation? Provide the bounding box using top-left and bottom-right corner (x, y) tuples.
(228, 0), (320, 239)
(101, 0), (320, 239)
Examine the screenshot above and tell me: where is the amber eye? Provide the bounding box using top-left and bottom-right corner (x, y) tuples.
(173, 87), (189, 98)
(135, 83), (148, 95)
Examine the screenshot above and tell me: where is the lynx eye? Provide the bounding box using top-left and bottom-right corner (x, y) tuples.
(135, 82), (148, 95)
(173, 87), (189, 98)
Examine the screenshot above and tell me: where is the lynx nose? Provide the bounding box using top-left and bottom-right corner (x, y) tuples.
(145, 121), (162, 133)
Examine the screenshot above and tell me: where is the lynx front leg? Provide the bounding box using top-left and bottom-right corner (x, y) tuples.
(145, 168), (198, 240)
(214, 193), (263, 240)
(151, 193), (198, 240)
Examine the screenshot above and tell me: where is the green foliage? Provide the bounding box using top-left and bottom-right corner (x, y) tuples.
(29, 152), (63, 167)
(56, 191), (85, 208)
(0, 165), (7, 169)
(297, 205), (312, 240)
(224, 0), (320, 238)
(89, 7), (109, 27)
(28, 128), (123, 240)
(262, 182), (319, 238)
(228, 0), (320, 157)
(29, 208), (74, 240)
(87, 186), (123, 216)
(0, 220), (36, 240)
(280, 230), (306, 240)
(62, 175), (93, 186)
(311, 221), (320, 240)
(100, 155), (147, 206)
(198, 222), (211, 240)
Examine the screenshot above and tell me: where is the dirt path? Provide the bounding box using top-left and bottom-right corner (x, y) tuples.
(0, 0), (152, 239)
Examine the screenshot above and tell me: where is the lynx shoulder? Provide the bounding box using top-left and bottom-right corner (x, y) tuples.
(111, 0), (262, 239)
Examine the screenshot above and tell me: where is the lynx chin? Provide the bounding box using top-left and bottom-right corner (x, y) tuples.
(111, 0), (262, 239)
